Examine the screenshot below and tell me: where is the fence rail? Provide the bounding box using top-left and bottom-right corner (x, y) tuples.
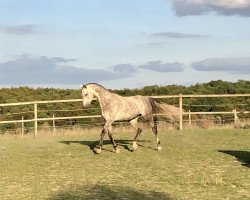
(1, 93), (250, 137)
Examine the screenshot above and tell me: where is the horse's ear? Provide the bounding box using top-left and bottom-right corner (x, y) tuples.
(81, 84), (87, 89)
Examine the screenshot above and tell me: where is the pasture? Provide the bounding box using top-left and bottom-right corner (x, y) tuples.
(0, 129), (249, 200)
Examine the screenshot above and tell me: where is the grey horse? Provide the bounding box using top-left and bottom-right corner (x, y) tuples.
(81, 83), (179, 154)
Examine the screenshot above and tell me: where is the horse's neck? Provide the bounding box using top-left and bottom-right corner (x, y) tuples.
(92, 86), (118, 105)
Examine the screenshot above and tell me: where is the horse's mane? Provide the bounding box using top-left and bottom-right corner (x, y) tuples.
(83, 83), (113, 93)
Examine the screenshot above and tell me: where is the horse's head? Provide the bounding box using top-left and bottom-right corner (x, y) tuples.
(81, 84), (95, 108)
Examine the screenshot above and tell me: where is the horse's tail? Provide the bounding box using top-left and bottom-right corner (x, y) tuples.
(149, 98), (180, 121)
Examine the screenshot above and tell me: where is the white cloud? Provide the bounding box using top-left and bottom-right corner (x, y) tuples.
(0, 54), (132, 85)
(171, 0), (250, 16)
(112, 64), (136, 74)
(186, 0), (249, 8)
(191, 57), (250, 73)
(138, 61), (185, 72)
(3, 54), (249, 89)
(151, 31), (207, 38)
(0, 54), (187, 87)
(0, 24), (38, 35)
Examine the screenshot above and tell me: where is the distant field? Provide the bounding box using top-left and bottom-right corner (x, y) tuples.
(0, 129), (249, 200)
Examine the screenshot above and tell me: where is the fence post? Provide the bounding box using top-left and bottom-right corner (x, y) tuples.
(179, 94), (183, 131)
(21, 116), (24, 138)
(53, 115), (56, 134)
(233, 109), (239, 124)
(217, 116), (222, 125)
(34, 102), (38, 137)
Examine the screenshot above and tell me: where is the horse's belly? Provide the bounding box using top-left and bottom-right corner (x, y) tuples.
(114, 110), (140, 121)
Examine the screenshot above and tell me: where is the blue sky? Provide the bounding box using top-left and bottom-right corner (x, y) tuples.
(0, 0), (250, 89)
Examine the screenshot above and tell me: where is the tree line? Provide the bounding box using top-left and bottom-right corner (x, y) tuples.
(0, 80), (250, 132)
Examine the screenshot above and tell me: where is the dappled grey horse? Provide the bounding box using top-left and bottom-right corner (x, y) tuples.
(82, 83), (179, 154)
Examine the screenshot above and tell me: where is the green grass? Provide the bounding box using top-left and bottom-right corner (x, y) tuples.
(0, 129), (249, 200)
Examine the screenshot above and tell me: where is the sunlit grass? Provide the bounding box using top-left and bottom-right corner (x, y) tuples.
(0, 129), (249, 200)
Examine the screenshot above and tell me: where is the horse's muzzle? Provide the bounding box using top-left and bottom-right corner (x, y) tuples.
(83, 101), (91, 108)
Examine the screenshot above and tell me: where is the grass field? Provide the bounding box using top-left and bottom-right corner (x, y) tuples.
(0, 129), (249, 200)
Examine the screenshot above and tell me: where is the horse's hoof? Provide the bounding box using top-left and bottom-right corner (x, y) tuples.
(132, 142), (138, 151)
(93, 147), (102, 154)
(157, 146), (162, 151)
(115, 148), (120, 154)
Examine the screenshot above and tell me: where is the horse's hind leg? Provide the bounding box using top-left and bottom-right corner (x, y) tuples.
(130, 117), (142, 151)
(149, 117), (162, 151)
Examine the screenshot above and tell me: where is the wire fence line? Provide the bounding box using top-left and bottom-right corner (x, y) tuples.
(0, 93), (250, 137)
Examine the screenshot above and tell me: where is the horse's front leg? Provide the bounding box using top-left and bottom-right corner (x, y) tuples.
(108, 131), (120, 154)
(94, 121), (119, 154)
(106, 120), (120, 154)
(93, 128), (106, 154)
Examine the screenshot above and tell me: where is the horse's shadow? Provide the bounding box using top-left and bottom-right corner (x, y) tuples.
(59, 139), (154, 153)
(218, 150), (250, 168)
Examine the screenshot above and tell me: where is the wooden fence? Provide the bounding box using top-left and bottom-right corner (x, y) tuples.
(0, 94), (250, 137)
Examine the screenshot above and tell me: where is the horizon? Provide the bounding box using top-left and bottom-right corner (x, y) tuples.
(0, 79), (249, 90)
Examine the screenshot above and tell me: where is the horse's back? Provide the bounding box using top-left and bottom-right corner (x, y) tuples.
(110, 95), (151, 121)
(123, 95), (150, 107)
(125, 95), (153, 117)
